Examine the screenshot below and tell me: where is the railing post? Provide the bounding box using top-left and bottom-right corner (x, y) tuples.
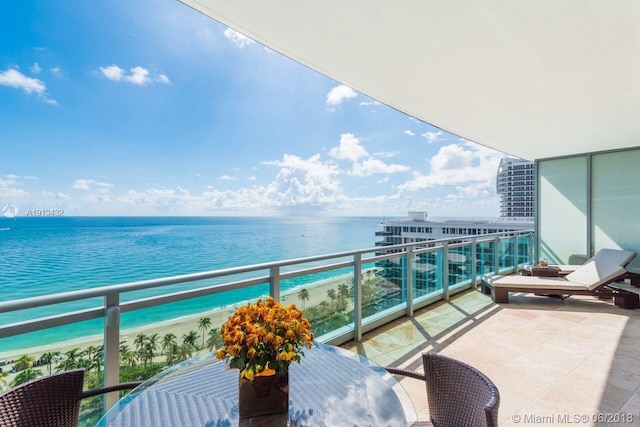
(104, 293), (120, 410)
(269, 266), (280, 302)
(531, 231), (536, 264)
(405, 247), (414, 317)
(471, 238), (477, 288)
(353, 253), (363, 342)
(512, 234), (518, 274)
(442, 242), (449, 301)
(494, 235), (500, 275)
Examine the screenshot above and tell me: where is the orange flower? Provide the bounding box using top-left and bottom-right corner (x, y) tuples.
(217, 297), (313, 381)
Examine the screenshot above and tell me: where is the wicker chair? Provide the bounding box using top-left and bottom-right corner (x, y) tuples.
(387, 353), (500, 427)
(0, 369), (142, 427)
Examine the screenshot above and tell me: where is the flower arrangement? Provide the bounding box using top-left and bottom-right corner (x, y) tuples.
(215, 297), (314, 381)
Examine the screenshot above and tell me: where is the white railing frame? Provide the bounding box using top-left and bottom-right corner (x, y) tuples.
(0, 230), (534, 409)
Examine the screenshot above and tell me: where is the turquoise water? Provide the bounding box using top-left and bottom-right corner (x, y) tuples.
(0, 216), (385, 352)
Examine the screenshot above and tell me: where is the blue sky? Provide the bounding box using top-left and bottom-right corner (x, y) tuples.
(0, 0), (506, 217)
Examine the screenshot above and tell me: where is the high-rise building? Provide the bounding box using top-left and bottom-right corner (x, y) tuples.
(496, 157), (535, 219)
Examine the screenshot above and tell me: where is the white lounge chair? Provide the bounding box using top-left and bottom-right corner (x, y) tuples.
(483, 261), (638, 309)
(537, 248), (636, 275)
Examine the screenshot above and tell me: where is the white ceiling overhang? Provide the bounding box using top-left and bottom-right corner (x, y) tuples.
(179, 0), (640, 160)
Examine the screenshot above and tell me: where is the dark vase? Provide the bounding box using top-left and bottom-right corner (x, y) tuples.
(238, 373), (289, 419)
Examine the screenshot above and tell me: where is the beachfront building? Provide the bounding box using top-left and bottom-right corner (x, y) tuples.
(496, 157), (535, 219)
(374, 212), (533, 299)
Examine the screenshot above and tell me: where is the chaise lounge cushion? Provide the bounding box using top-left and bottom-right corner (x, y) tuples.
(492, 261), (627, 291)
(551, 249), (636, 274)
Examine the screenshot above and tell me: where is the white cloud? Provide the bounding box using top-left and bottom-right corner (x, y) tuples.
(404, 130), (415, 136)
(156, 74), (170, 84)
(72, 179), (114, 190)
(100, 65), (125, 81)
(422, 131), (443, 144)
(218, 175), (237, 181)
(328, 133), (409, 177)
(223, 28), (255, 48)
(328, 133), (368, 162)
(0, 68), (56, 104)
(126, 66), (150, 85)
(50, 67), (63, 77)
(99, 64), (168, 86)
(359, 100), (380, 107)
(326, 85), (357, 106)
(350, 158), (410, 177)
(30, 63), (41, 74)
(399, 143), (503, 192)
(373, 150), (400, 158)
(262, 154), (345, 207)
(247, 176), (257, 181)
(86, 188), (111, 203)
(116, 154), (346, 213)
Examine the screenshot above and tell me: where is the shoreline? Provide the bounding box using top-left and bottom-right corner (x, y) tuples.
(0, 272), (357, 367)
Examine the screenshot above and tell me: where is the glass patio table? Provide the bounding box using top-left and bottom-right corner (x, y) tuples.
(96, 342), (417, 427)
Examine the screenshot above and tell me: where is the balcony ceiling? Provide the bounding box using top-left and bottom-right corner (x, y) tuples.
(179, 1), (640, 161)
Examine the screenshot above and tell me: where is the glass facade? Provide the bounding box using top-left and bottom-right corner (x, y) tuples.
(537, 148), (640, 273)
(537, 156), (588, 264)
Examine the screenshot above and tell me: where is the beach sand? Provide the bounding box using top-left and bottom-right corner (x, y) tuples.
(0, 272), (360, 381)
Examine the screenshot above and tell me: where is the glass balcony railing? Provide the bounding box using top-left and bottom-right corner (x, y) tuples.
(0, 229), (534, 423)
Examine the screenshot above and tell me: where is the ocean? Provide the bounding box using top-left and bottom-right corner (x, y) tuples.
(0, 216), (385, 352)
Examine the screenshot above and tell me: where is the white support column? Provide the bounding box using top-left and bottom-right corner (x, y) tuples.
(471, 238), (478, 288)
(353, 253), (363, 342)
(442, 242), (450, 301)
(104, 293), (120, 410)
(494, 236), (500, 274)
(405, 247), (414, 317)
(270, 266), (280, 302)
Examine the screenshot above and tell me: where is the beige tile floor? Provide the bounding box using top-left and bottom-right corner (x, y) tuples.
(341, 288), (640, 426)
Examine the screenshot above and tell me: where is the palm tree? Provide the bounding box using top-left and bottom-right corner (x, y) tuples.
(197, 317), (212, 350)
(177, 343), (194, 362)
(205, 328), (223, 351)
(64, 348), (82, 364)
(55, 357), (79, 372)
(182, 330), (199, 350)
(39, 351), (60, 375)
(92, 345), (104, 372)
(164, 343), (180, 366)
(11, 368), (42, 387)
(161, 333), (177, 355)
(120, 349), (138, 368)
(338, 283), (349, 306)
(0, 371), (8, 390)
(134, 333), (148, 352)
(326, 288), (337, 302)
(13, 354), (35, 371)
(147, 333), (159, 363)
(82, 346), (100, 372)
(298, 288), (310, 309)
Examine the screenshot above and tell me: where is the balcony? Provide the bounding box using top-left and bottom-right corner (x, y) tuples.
(5, 228), (638, 425)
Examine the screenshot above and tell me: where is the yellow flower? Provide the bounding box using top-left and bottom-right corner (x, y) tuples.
(241, 368), (255, 381)
(217, 297), (313, 380)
